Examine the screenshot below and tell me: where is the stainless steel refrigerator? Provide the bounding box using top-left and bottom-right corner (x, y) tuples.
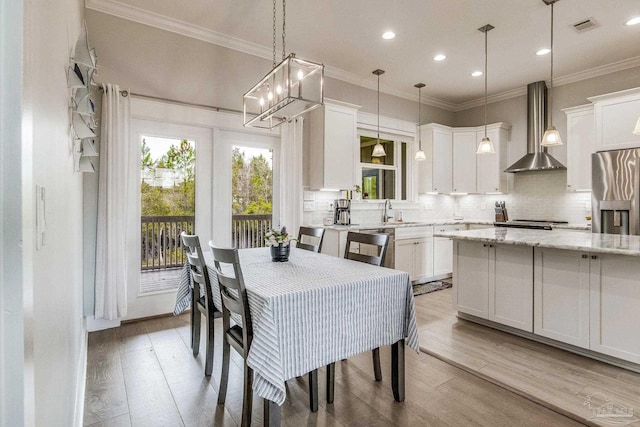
(592, 148), (640, 235)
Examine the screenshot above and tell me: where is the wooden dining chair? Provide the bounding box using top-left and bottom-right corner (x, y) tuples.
(296, 226), (325, 253)
(180, 232), (222, 377)
(211, 245), (321, 424)
(324, 231), (390, 403)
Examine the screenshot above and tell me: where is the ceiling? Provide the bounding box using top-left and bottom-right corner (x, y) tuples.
(88, 0), (640, 109)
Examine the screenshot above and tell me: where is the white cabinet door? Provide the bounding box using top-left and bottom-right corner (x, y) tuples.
(488, 244), (533, 332)
(590, 254), (640, 363)
(309, 100), (359, 190)
(433, 237), (453, 277)
(564, 105), (594, 191)
(419, 125), (453, 194)
(476, 127), (507, 193)
(452, 131), (477, 193)
(320, 230), (348, 258)
(414, 237), (434, 282)
(534, 248), (590, 348)
(453, 240), (489, 318)
(395, 239), (416, 281)
(590, 88), (640, 152)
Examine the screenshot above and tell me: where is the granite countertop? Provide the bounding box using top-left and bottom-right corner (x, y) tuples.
(315, 219), (590, 232)
(434, 228), (640, 257)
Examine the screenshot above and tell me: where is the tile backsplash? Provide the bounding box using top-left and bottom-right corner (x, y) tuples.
(303, 170), (591, 226)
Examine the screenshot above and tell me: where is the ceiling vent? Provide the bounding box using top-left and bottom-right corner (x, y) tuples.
(572, 18), (599, 33)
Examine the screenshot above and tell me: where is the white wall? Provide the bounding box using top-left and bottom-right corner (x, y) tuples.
(22, 0), (87, 425)
(1, 0), (25, 425)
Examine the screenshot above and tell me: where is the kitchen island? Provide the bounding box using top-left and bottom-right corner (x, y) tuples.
(434, 227), (640, 371)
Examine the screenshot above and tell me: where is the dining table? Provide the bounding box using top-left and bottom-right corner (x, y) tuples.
(175, 246), (419, 425)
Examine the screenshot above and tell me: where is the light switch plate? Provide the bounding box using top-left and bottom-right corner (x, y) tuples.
(303, 201), (314, 211)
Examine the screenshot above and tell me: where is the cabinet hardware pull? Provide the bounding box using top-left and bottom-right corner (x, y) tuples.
(489, 244), (493, 248)
(581, 254), (588, 258)
(591, 255), (598, 260)
(483, 244), (487, 247)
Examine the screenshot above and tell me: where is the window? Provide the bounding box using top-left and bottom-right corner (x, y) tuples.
(358, 134), (410, 200)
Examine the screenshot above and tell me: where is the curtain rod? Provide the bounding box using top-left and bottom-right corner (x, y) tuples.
(96, 86), (243, 115)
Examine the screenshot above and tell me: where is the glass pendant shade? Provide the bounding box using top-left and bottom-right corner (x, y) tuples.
(415, 149), (426, 161)
(244, 54), (324, 129)
(541, 125), (563, 146)
(372, 141), (386, 157)
(476, 137), (495, 154)
(633, 116), (640, 135)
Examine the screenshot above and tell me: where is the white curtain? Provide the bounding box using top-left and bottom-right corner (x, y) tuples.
(279, 118), (304, 236)
(94, 84), (133, 320)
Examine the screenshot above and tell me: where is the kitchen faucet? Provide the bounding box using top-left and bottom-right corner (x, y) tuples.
(383, 199), (393, 223)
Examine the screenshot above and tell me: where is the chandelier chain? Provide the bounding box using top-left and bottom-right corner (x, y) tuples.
(272, 0), (277, 67)
(282, 0), (286, 59)
(418, 86), (422, 149)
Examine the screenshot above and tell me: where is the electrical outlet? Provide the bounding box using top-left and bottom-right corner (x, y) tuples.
(425, 203), (433, 210)
(481, 202), (486, 210)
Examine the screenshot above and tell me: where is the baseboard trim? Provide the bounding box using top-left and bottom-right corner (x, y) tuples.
(73, 322), (88, 427)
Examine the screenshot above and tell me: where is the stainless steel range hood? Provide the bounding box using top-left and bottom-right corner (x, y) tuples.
(504, 81), (566, 173)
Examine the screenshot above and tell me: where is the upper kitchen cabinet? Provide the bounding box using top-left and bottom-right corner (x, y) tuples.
(563, 104), (595, 192)
(589, 88), (640, 152)
(309, 100), (360, 190)
(417, 122), (509, 194)
(476, 123), (510, 194)
(417, 124), (453, 194)
(452, 130), (477, 193)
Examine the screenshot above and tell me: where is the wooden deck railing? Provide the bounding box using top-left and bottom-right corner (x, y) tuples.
(141, 215), (194, 271)
(141, 214), (272, 270)
(232, 214), (272, 249)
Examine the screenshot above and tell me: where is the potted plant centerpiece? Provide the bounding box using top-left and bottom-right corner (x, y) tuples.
(264, 226), (296, 262)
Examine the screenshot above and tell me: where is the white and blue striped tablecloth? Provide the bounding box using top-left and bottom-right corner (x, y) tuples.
(181, 247), (418, 406)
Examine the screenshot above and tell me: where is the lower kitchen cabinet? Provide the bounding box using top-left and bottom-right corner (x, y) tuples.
(320, 229), (348, 258)
(590, 254), (640, 364)
(395, 237), (433, 282)
(534, 248), (590, 349)
(454, 240), (533, 332)
(433, 224), (465, 277)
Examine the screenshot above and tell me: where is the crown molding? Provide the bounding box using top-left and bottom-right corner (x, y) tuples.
(86, 0), (640, 114)
(453, 55), (640, 112)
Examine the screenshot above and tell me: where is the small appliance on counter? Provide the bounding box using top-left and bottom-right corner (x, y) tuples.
(494, 201), (509, 222)
(334, 199), (351, 225)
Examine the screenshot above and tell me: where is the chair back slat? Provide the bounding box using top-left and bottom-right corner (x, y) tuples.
(344, 231), (389, 267)
(208, 244), (253, 346)
(296, 227), (325, 253)
(180, 232), (215, 302)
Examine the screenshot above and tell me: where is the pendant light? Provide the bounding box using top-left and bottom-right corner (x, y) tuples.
(243, 0), (324, 129)
(540, 0), (563, 147)
(477, 24), (495, 154)
(414, 83), (426, 161)
(372, 69), (387, 157)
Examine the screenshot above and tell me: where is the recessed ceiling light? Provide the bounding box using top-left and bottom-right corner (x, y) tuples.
(471, 71), (483, 77)
(433, 54), (446, 61)
(536, 48), (551, 56)
(626, 17), (640, 26)
(382, 31), (396, 40)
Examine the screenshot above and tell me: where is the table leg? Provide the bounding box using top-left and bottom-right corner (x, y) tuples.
(391, 339), (405, 402)
(308, 369), (318, 412)
(263, 399), (281, 427)
(326, 362), (335, 404)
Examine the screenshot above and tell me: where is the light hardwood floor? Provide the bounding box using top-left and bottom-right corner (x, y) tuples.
(417, 289), (640, 427)
(83, 291), (586, 426)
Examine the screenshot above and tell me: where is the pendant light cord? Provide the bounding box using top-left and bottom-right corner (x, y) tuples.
(549, 3), (554, 127)
(484, 27), (488, 138)
(418, 86), (422, 150)
(377, 74), (380, 143)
